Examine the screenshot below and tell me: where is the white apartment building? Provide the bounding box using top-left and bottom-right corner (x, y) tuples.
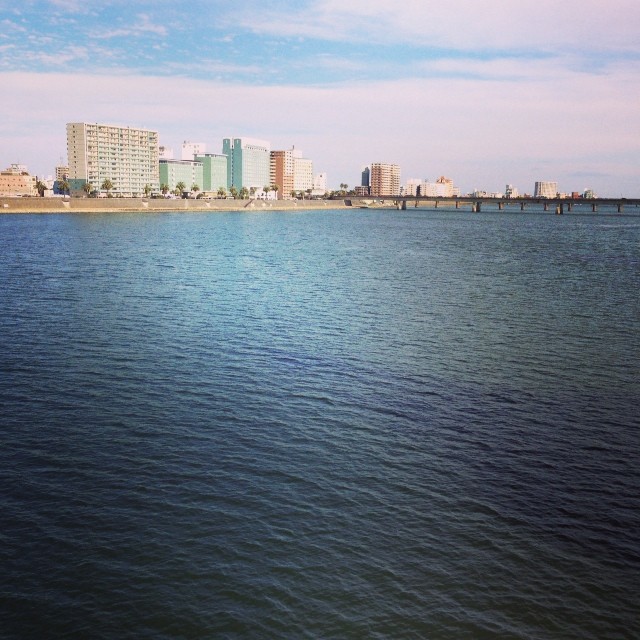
(404, 179), (422, 196)
(534, 181), (558, 198)
(404, 176), (460, 198)
(66, 122), (160, 196)
(293, 150), (313, 193)
(181, 141), (206, 161)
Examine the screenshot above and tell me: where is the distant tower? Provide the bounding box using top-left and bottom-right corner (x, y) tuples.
(361, 166), (370, 188)
(505, 184), (519, 198)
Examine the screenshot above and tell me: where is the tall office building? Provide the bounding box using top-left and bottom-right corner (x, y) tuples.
(534, 181), (558, 198)
(66, 122), (159, 196)
(361, 166), (371, 189)
(370, 163), (400, 197)
(195, 154), (228, 192)
(222, 137), (270, 190)
(159, 159), (203, 193)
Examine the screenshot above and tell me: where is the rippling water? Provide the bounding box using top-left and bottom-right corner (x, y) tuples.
(1, 208), (639, 639)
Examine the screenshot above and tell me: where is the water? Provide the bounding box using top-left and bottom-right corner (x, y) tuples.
(1, 208), (639, 639)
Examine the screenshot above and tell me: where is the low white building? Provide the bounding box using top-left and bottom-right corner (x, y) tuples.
(312, 172), (327, 196)
(0, 164), (37, 197)
(182, 141), (206, 161)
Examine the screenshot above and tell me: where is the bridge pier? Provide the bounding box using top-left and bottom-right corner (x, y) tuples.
(618, 203), (624, 213)
(544, 202), (549, 211)
(521, 202), (526, 211)
(556, 203), (564, 215)
(498, 202), (504, 211)
(592, 203), (598, 212)
(472, 202), (481, 213)
(568, 203), (573, 212)
(401, 200), (407, 210)
(455, 200), (460, 209)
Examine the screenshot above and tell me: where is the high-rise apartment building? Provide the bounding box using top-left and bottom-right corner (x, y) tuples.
(55, 165), (69, 181)
(270, 149), (295, 198)
(222, 137), (270, 190)
(370, 163), (400, 196)
(66, 122), (159, 196)
(293, 154), (313, 193)
(534, 181), (558, 198)
(269, 147), (313, 198)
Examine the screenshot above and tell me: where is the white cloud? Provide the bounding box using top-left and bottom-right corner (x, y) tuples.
(94, 13), (167, 39)
(233, 0), (640, 57)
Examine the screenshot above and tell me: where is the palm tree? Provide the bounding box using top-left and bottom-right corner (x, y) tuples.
(83, 182), (93, 197)
(250, 186), (257, 198)
(263, 185), (271, 198)
(239, 186), (249, 199)
(217, 186), (227, 198)
(175, 181), (186, 196)
(59, 179), (70, 196)
(229, 186), (238, 199)
(271, 184), (280, 197)
(191, 183), (200, 196)
(101, 178), (114, 196)
(161, 183), (170, 196)
(35, 180), (46, 197)
(143, 184), (152, 197)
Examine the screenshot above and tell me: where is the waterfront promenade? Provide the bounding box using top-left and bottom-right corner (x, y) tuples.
(0, 197), (343, 214)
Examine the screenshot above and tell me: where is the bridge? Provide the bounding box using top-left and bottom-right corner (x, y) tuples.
(343, 195), (640, 214)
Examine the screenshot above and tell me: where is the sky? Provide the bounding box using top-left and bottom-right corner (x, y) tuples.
(1, 0), (639, 195)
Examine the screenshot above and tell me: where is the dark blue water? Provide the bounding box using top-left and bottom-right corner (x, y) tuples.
(1, 209), (639, 639)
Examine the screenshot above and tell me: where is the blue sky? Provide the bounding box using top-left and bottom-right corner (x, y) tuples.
(1, 0), (639, 194)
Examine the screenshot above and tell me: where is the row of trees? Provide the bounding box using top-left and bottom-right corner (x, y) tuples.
(37, 179), (351, 199)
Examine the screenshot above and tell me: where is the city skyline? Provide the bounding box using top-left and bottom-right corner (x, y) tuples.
(1, 1), (639, 196)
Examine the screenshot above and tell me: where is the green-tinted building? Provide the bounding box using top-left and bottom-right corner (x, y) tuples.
(222, 137), (270, 190)
(195, 154), (228, 192)
(159, 159), (203, 193)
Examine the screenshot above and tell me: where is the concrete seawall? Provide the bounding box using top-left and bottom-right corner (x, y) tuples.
(0, 197), (346, 214)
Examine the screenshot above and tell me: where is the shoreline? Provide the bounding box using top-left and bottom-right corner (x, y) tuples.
(0, 197), (348, 214)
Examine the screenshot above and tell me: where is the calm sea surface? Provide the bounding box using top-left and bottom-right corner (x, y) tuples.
(1, 208), (639, 639)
